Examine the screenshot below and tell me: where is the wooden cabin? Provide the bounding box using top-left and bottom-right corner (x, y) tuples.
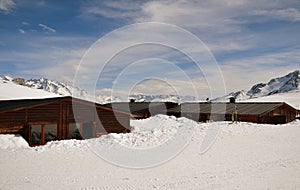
(0, 96), (130, 146)
(104, 102), (179, 119)
(167, 102), (298, 124)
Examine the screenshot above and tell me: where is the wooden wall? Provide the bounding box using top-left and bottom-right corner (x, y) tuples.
(260, 103), (297, 124)
(0, 98), (130, 145)
(167, 103), (297, 124)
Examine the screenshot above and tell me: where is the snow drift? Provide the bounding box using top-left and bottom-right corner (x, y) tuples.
(1, 115), (300, 189)
(0, 134), (29, 149)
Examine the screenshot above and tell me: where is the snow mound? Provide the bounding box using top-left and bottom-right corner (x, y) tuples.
(90, 115), (199, 149)
(33, 115), (199, 151)
(35, 139), (88, 152)
(0, 134), (29, 150)
(0, 115), (199, 151)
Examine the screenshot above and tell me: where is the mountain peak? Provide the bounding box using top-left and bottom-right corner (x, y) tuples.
(247, 70), (299, 98)
(1, 70), (299, 104)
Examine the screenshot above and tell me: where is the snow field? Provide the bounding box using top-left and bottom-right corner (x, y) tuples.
(0, 115), (300, 189)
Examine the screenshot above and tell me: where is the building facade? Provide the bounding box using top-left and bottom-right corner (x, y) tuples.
(0, 97), (130, 146)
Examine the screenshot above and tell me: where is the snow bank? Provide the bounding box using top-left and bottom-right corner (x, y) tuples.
(35, 139), (88, 152)
(85, 115), (199, 168)
(0, 115), (198, 151)
(0, 134), (29, 149)
(91, 114), (199, 148)
(1, 115), (298, 151)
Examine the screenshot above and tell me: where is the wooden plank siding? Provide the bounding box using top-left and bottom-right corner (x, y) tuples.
(259, 103), (297, 124)
(0, 97), (130, 146)
(166, 102), (298, 124)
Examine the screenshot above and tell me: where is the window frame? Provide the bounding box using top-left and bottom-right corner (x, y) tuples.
(29, 122), (58, 145)
(68, 122), (83, 140)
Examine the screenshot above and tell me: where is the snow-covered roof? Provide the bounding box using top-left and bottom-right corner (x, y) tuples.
(168, 102), (296, 115)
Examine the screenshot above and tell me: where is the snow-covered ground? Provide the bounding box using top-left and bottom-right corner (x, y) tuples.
(1, 115), (300, 190)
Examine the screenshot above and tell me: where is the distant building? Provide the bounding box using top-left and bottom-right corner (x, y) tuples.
(167, 102), (298, 124)
(103, 102), (179, 119)
(0, 96), (130, 146)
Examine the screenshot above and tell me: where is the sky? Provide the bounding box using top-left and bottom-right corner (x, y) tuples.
(0, 0), (300, 99)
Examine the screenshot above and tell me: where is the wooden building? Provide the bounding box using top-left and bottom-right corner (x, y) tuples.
(167, 102), (298, 124)
(0, 96), (130, 146)
(104, 102), (178, 119)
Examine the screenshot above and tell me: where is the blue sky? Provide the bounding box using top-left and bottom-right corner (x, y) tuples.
(0, 0), (300, 98)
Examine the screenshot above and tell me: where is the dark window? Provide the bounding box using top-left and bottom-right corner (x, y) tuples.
(44, 124), (57, 143)
(30, 123), (57, 145)
(82, 122), (95, 139)
(31, 124), (42, 145)
(69, 123), (82, 139)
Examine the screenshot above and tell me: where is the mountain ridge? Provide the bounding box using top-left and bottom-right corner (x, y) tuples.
(214, 70), (299, 101)
(1, 70), (299, 103)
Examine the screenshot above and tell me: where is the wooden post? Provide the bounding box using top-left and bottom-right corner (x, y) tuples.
(41, 124), (45, 145)
(235, 105), (238, 123)
(59, 101), (63, 140)
(93, 121), (96, 138)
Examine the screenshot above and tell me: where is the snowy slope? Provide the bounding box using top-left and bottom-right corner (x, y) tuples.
(0, 75), (121, 103)
(0, 76), (59, 100)
(247, 70), (299, 97)
(1, 115), (300, 189)
(215, 70), (300, 102)
(213, 90), (248, 102)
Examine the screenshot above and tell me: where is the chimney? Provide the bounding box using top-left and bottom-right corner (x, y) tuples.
(229, 97), (236, 103)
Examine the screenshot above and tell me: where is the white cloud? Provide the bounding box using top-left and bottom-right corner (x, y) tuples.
(220, 49), (300, 92)
(81, 0), (143, 19)
(80, 0), (300, 54)
(24, 47), (86, 84)
(68, 22), (227, 97)
(253, 8), (300, 22)
(0, 0), (15, 12)
(0, 35), (93, 84)
(38, 23), (56, 33)
(129, 78), (211, 97)
(18, 29), (25, 34)
(22, 21), (29, 25)
(4, 0), (298, 98)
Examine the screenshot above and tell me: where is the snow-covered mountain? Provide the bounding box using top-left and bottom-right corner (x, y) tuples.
(128, 94), (197, 103)
(19, 77), (87, 97)
(215, 70), (300, 101)
(1, 70), (299, 104)
(247, 70), (299, 97)
(0, 75), (199, 103)
(213, 90), (248, 102)
(0, 76), (59, 100)
(0, 75), (122, 104)
(1, 75), (80, 96)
